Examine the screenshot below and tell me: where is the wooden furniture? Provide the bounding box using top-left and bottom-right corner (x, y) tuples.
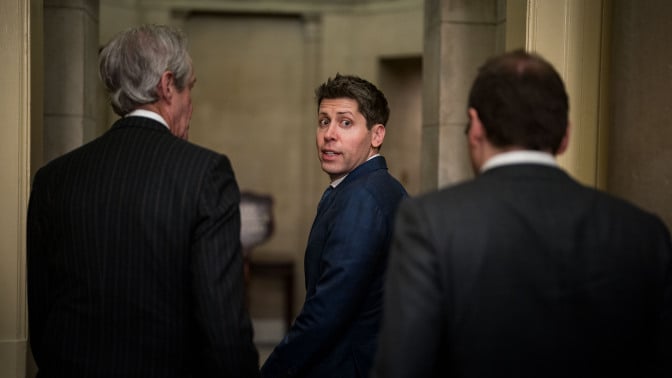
(240, 191), (295, 331)
(248, 257), (295, 331)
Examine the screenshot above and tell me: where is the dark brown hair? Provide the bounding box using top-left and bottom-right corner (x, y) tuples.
(315, 73), (390, 129)
(468, 49), (569, 154)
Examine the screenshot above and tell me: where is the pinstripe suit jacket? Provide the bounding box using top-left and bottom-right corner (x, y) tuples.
(27, 116), (259, 377)
(374, 163), (672, 378)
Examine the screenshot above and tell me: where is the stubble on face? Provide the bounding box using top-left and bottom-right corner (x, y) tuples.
(316, 98), (375, 181)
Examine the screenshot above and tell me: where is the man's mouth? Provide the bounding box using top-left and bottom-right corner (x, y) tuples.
(322, 150), (340, 160)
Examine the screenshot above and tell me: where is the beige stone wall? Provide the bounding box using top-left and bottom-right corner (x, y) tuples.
(319, 5), (425, 195)
(185, 14), (311, 257)
(379, 57), (423, 195)
(97, 1), (424, 318)
(422, 0), (504, 191)
(44, 0), (99, 162)
(608, 0), (672, 230)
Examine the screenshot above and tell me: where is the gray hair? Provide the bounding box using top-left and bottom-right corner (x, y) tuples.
(99, 24), (191, 116)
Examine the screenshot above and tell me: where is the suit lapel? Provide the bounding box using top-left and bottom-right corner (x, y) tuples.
(317, 157), (388, 214)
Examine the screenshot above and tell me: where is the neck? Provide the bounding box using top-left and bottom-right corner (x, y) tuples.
(139, 103), (172, 130)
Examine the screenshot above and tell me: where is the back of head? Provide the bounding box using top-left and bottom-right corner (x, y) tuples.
(468, 49), (569, 154)
(99, 24), (192, 117)
(315, 73), (390, 129)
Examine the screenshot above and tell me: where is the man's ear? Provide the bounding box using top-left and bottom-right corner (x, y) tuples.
(157, 71), (175, 101)
(371, 124), (386, 149)
(466, 107), (488, 174)
(467, 108), (486, 146)
(556, 123), (571, 155)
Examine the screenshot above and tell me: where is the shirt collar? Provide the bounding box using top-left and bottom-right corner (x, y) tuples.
(330, 154), (381, 188)
(125, 109), (170, 130)
(481, 150), (558, 173)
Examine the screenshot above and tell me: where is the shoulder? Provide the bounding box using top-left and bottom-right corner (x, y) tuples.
(184, 140), (232, 169)
(407, 176), (481, 208)
(336, 169), (407, 216)
(127, 124), (234, 175)
(591, 188), (669, 230)
(35, 124), (233, 188)
(357, 168), (405, 193)
(347, 157), (406, 193)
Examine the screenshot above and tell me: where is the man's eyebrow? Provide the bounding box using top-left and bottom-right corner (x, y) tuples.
(318, 110), (355, 117)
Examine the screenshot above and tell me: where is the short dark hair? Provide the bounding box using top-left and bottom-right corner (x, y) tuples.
(468, 49), (569, 154)
(315, 73), (390, 129)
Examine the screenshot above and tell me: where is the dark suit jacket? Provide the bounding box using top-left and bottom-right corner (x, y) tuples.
(374, 163), (672, 378)
(27, 116), (259, 377)
(261, 156), (407, 378)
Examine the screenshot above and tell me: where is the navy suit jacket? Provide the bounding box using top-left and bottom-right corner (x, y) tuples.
(261, 156), (407, 377)
(374, 163), (672, 378)
(27, 116), (259, 377)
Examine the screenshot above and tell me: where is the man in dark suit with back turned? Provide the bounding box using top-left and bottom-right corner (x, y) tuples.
(27, 24), (259, 377)
(373, 50), (672, 378)
(261, 74), (408, 377)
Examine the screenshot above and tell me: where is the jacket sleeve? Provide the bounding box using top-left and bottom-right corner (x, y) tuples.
(372, 199), (445, 378)
(191, 155), (259, 378)
(261, 187), (389, 377)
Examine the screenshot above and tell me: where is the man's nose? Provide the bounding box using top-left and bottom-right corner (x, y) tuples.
(323, 123), (337, 140)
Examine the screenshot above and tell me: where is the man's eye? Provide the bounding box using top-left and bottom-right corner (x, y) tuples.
(341, 120), (352, 127)
(319, 118), (330, 127)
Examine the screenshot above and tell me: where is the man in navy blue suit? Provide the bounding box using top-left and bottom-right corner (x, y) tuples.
(261, 74), (408, 377)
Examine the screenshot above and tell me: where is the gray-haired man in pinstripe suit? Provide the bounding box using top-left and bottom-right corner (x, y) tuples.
(27, 24), (259, 377)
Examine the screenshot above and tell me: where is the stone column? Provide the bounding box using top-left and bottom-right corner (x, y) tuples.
(0, 0), (40, 376)
(524, 0), (611, 188)
(43, 0), (99, 162)
(422, 0), (503, 191)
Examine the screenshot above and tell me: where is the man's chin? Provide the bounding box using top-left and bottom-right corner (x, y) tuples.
(320, 164), (337, 176)
(322, 169), (346, 182)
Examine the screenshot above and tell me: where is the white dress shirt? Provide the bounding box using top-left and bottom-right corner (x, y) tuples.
(126, 109), (170, 131)
(481, 150), (558, 173)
